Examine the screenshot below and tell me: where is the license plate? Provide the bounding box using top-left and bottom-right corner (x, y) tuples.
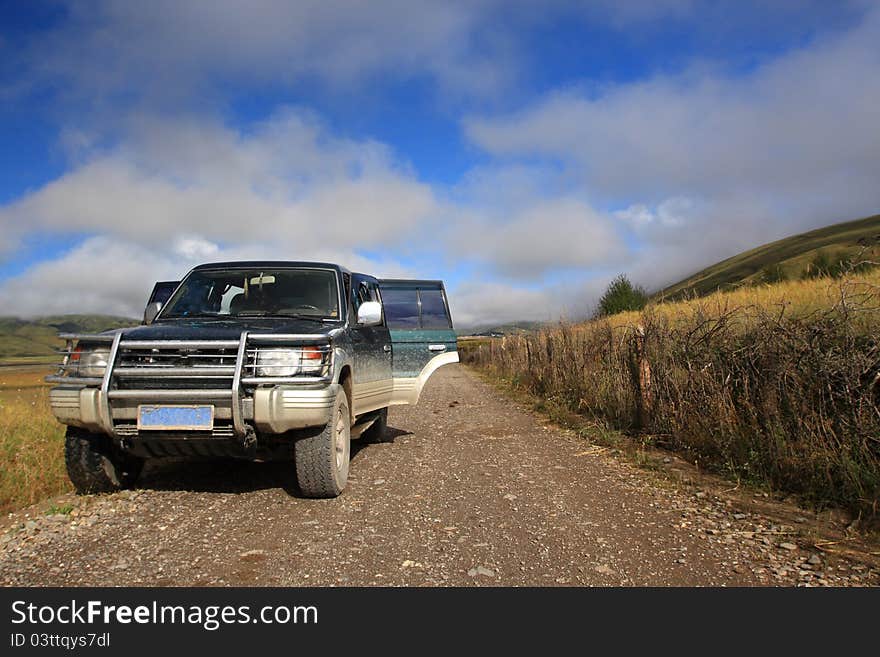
(137, 405), (214, 431)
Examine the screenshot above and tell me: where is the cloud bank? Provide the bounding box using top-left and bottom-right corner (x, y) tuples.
(1, 2), (878, 328)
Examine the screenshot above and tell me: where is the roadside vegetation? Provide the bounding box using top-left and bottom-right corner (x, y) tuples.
(0, 369), (68, 513)
(595, 274), (648, 318)
(462, 268), (880, 520)
(0, 315), (139, 513)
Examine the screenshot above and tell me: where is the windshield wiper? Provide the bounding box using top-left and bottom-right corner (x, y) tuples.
(158, 313), (222, 320)
(236, 312), (334, 322)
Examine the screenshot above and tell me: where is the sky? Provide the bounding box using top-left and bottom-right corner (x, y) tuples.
(0, 1), (878, 328)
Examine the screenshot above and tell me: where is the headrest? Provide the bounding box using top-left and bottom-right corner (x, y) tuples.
(229, 293), (246, 314)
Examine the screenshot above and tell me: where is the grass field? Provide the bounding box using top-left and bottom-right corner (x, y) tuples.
(463, 270), (880, 519)
(657, 213), (880, 300)
(619, 265), (880, 330)
(0, 314), (138, 361)
(0, 368), (68, 514)
(0, 315), (139, 513)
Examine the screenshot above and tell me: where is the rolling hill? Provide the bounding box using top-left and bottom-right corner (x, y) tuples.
(0, 315), (139, 363)
(457, 321), (546, 337)
(657, 213), (880, 300)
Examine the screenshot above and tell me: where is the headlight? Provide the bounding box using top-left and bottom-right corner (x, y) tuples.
(299, 346), (325, 375)
(256, 349), (300, 377)
(70, 347), (110, 378)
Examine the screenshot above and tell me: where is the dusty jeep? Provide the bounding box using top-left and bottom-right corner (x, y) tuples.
(47, 261), (458, 498)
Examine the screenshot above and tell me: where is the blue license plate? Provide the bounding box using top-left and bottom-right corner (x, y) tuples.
(137, 405), (214, 430)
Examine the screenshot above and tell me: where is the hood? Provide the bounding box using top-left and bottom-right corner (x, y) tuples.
(115, 317), (340, 341)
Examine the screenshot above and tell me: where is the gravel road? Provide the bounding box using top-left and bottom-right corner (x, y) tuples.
(1, 365), (877, 586)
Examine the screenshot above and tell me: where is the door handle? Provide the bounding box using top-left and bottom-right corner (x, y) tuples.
(383, 345), (392, 352)
(428, 344), (447, 352)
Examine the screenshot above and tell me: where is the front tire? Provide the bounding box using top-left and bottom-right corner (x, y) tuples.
(294, 390), (351, 498)
(64, 426), (143, 494)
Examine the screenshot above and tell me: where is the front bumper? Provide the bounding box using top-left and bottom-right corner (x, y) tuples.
(48, 331), (340, 440)
(49, 383), (340, 436)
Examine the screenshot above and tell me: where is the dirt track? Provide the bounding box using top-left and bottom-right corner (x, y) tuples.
(1, 364), (877, 586)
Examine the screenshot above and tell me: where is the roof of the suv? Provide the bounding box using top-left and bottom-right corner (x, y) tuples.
(191, 261), (351, 275)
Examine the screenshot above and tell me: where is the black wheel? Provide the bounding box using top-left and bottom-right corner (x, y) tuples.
(294, 390), (351, 498)
(361, 407), (390, 443)
(64, 426), (144, 494)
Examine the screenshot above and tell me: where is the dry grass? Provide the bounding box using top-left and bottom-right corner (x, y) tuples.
(0, 368), (69, 513)
(462, 272), (880, 518)
(615, 267), (880, 329)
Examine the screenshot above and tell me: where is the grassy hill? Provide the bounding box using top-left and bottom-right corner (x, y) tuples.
(0, 315), (139, 363)
(457, 321), (546, 337)
(657, 213), (880, 300)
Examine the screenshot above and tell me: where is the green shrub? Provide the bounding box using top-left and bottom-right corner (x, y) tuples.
(595, 275), (648, 318)
(758, 264), (788, 284)
(803, 251), (846, 279)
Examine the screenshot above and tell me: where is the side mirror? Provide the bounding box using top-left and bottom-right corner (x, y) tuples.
(357, 301), (383, 327)
(143, 301), (163, 325)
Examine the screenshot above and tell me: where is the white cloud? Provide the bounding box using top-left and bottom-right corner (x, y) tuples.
(0, 108), (449, 317)
(174, 237), (219, 260)
(0, 234), (423, 319)
(465, 7), (880, 285)
(449, 280), (561, 329)
(0, 110), (633, 320)
(18, 0), (510, 102)
(616, 197), (694, 229)
(3, 2), (879, 326)
(453, 197), (625, 278)
(0, 110), (438, 254)
(21, 0), (847, 108)
(0, 237), (183, 318)
(449, 275), (614, 329)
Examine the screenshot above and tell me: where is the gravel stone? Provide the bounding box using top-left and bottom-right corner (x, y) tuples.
(1, 366), (877, 587)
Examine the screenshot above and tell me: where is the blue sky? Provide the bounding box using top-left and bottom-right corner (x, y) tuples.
(1, 1), (878, 327)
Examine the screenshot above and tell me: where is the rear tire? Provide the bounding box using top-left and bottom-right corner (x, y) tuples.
(64, 426), (143, 494)
(294, 391), (351, 498)
(361, 407), (389, 443)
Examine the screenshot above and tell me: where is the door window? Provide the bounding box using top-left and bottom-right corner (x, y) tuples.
(148, 281), (179, 305)
(382, 288), (420, 328)
(418, 289), (451, 329)
(381, 286), (451, 329)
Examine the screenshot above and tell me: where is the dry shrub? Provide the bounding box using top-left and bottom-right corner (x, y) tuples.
(462, 275), (880, 516)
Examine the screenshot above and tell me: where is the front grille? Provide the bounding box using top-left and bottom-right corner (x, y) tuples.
(115, 422), (236, 439)
(116, 346), (239, 369)
(115, 377), (231, 390)
(114, 345), (237, 390)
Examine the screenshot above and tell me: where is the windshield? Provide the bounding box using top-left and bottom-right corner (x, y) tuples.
(159, 268), (341, 320)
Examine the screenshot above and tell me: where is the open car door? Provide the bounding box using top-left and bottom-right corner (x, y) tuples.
(148, 281), (180, 306)
(378, 279), (458, 406)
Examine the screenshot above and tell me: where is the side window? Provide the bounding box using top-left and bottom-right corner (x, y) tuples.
(356, 282), (371, 308)
(383, 288), (420, 328)
(419, 288), (451, 329)
(368, 282), (381, 303)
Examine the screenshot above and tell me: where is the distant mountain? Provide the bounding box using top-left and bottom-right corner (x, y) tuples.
(657, 213), (880, 301)
(0, 315), (139, 361)
(458, 321), (546, 337)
